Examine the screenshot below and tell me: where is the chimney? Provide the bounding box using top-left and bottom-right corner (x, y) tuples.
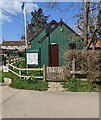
(60, 18), (63, 26)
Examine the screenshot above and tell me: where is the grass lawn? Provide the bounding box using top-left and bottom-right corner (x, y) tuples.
(3, 60), (47, 91)
(10, 79), (48, 91)
(2, 71), (48, 91)
(62, 80), (96, 92)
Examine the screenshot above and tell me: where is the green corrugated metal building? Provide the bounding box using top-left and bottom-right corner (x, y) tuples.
(29, 19), (83, 67)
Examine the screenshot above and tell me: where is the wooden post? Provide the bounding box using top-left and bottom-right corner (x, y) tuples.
(9, 58), (11, 64)
(19, 68), (21, 78)
(43, 65), (46, 81)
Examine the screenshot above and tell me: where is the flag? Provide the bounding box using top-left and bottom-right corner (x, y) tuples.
(21, 2), (26, 16)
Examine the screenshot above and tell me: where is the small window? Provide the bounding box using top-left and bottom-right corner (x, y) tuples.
(69, 43), (76, 50)
(51, 24), (55, 29)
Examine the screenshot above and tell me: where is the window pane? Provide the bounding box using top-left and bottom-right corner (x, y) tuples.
(69, 43), (76, 50)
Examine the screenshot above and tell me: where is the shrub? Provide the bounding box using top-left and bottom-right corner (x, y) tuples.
(10, 79), (48, 91)
(64, 50), (101, 82)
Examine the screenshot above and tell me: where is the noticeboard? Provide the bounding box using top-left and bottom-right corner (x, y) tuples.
(27, 53), (38, 65)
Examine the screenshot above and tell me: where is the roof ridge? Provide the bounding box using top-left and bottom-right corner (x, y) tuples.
(38, 20), (82, 43)
(38, 23), (59, 43)
(29, 20), (58, 42)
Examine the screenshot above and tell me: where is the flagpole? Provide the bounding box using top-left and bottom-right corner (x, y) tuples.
(24, 9), (27, 49)
(23, 4), (28, 74)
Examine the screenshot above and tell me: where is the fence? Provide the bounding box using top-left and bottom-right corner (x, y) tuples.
(8, 63), (65, 81)
(46, 66), (65, 81)
(8, 63), (44, 80)
(7, 62), (85, 81)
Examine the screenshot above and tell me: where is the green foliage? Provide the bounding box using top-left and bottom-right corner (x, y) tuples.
(2, 71), (48, 91)
(28, 64), (39, 68)
(13, 60), (25, 68)
(10, 79), (48, 91)
(27, 70), (43, 76)
(62, 80), (95, 92)
(13, 60), (43, 76)
(27, 8), (50, 40)
(2, 71), (19, 81)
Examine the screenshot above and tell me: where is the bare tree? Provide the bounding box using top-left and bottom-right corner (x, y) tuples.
(75, 1), (101, 49)
(86, 2), (101, 50)
(44, 2), (101, 49)
(83, 1), (90, 47)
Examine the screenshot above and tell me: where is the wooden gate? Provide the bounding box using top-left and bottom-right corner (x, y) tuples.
(46, 67), (65, 81)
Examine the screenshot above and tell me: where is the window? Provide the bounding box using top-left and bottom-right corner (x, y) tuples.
(69, 43), (76, 50)
(50, 24), (55, 29)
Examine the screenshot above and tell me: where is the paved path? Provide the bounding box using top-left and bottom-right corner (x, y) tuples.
(48, 82), (65, 91)
(0, 86), (99, 118)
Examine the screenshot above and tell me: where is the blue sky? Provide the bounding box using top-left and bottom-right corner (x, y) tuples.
(1, 1), (82, 42)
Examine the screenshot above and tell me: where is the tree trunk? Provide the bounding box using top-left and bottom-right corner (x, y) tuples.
(83, 0), (90, 48)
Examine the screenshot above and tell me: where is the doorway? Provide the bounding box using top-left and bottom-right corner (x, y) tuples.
(48, 44), (59, 67)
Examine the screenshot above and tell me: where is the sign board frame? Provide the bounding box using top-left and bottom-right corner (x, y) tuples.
(25, 49), (40, 66)
(26, 52), (38, 65)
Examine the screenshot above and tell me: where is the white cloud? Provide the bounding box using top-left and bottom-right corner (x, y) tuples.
(26, 2), (39, 13)
(0, 0), (39, 22)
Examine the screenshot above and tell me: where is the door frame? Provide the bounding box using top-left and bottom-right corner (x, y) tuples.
(48, 44), (59, 67)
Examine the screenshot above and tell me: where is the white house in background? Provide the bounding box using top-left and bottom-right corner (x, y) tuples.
(1, 41), (26, 51)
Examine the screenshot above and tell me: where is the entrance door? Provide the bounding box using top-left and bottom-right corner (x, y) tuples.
(48, 44), (59, 67)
